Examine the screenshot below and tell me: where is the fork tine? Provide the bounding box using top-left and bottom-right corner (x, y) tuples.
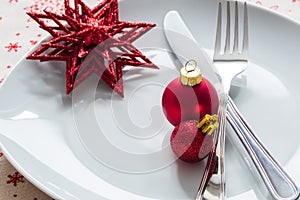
(233, 1), (239, 53)
(242, 2), (248, 56)
(224, 1), (231, 53)
(214, 2), (222, 58)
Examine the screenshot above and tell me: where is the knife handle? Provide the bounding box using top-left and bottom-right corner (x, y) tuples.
(226, 96), (300, 200)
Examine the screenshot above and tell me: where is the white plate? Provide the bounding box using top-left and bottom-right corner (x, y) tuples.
(1, 0), (300, 199)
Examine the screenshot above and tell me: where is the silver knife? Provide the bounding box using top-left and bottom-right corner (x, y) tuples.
(163, 10), (226, 200)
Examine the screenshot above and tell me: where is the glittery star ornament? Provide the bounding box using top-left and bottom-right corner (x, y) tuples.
(27, 0), (158, 96)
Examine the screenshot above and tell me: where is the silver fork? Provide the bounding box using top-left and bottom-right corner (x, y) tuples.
(196, 1), (246, 199)
(197, 1), (300, 200)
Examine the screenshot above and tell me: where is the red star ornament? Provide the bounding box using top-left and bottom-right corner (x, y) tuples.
(26, 0), (158, 96)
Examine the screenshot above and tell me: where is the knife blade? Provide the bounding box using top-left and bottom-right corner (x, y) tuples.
(163, 11), (213, 76)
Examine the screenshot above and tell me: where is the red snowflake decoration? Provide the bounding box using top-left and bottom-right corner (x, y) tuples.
(7, 172), (25, 186)
(26, 0), (158, 96)
(5, 42), (22, 52)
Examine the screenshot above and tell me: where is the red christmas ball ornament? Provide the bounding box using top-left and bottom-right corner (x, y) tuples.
(170, 115), (219, 163)
(162, 60), (219, 126)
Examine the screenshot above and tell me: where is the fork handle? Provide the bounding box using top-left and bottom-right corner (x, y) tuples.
(226, 96), (300, 200)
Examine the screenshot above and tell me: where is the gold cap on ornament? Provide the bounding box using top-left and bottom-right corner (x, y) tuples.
(180, 60), (202, 86)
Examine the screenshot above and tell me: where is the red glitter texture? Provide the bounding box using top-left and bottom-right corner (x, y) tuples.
(170, 120), (214, 163)
(26, 0), (157, 96)
(162, 77), (219, 126)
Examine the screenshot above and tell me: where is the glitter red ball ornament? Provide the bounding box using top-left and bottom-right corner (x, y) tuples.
(170, 120), (214, 163)
(162, 60), (219, 126)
